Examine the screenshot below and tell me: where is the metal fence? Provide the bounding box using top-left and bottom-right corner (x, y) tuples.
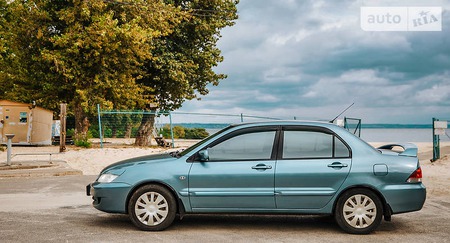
(96, 107), (286, 148)
(96, 105), (174, 148)
(96, 104), (361, 148)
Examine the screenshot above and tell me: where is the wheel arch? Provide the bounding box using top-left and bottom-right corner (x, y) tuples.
(125, 180), (186, 217)
(333, 185), (392, 219)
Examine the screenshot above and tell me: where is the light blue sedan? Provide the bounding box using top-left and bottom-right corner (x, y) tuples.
(87, 121), (426, 234)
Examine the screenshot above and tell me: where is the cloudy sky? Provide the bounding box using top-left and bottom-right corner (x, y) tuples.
(176, 0), (450, 124)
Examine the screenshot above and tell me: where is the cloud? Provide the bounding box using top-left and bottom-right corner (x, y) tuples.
(178, 0), (450, 124)
(414, 73), (450, 104)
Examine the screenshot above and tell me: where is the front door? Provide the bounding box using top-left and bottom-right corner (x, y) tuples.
(189, 127), (278, 211)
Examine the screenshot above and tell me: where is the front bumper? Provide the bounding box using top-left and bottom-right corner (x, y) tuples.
(86, 182), (132, 214)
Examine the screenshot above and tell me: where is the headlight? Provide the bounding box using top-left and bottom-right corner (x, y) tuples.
(97, 173), (119, 183)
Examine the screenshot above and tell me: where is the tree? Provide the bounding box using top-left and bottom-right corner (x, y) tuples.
(134, 0), (239, 146)
(0, 0), (60, 107)
(0, 0), (238, 146)
(1, 0), (183, 138)
(41, 0), (179, 138)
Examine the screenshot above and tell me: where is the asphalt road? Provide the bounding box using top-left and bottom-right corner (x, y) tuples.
(0, 175), (449, 243)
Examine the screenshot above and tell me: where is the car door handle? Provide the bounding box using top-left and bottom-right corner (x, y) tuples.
(327, 162), (348, 168)
(252, 164), (272, 170)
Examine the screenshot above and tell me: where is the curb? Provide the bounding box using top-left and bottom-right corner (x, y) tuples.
(0, 160), (82, 178)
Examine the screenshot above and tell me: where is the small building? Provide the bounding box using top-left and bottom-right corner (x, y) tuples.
(0, 100), (53, 145)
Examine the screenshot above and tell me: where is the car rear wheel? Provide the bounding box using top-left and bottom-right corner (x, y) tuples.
(335, 189), (383, 234)
(128, 184), (176, 231)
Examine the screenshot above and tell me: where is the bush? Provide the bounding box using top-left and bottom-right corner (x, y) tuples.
(67, 128), (75, 137)
(74, 138), (92, 148)
(159, 125), (209, 139)
(74, 130), (92, 148)
(172, 126), (185, 139)
(185, 128), (209, 139)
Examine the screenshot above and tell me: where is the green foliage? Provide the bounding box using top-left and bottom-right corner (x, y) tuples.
(184, 127), (210, 139)
(172, 126), (185, 139)
(74, 130), (92, 148)
(143, 0), (239, 111)
(74, 139), (92, 148)
(159, 125), (209, 139)
(58, 127), (91, 147)
(67, 128), (75, 137)
(0, 0), (238, 140)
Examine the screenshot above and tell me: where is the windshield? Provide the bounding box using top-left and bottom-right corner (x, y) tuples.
(176, 125), (233, 157)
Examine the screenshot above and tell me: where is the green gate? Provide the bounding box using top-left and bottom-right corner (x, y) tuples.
(432, 118), (449, 162)
(344, 117), (362, 137)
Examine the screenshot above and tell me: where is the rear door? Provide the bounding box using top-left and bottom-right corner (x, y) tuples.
(188, 126), (278, 210)
(275, 126), (352, 209)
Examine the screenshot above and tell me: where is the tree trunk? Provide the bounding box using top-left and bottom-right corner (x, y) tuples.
(124, 123), (133, 138)
(74, 105), (90, 140)
(112, 127), (117, 138)
(135, 112), (156, 146)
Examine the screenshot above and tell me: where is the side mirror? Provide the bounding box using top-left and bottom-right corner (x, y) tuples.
(198, 149), (209, 162)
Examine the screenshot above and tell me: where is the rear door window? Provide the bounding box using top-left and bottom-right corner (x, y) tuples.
(282, 128), (350, 159)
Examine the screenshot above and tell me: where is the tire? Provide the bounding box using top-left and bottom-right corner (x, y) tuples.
(334, 188), (383, 234)
(128, 184), (177, 231)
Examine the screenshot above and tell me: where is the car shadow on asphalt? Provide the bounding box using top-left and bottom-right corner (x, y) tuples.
(175, 214), (340, 231)
(88, 213), (342, 232)
(74, 205), (410, 234)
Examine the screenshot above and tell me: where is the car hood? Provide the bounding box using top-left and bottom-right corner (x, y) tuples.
(101, 153), (175, 173)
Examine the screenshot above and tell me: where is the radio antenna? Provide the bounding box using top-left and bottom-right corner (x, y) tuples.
(330, 103), (355, 123)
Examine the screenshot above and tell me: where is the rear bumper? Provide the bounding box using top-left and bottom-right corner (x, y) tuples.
(382, 183), (426, 214)
(86, 182), (132, 213)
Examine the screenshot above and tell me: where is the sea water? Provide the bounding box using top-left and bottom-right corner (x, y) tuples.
(360, 128), (434, 142)
(176, 123), (449, 143)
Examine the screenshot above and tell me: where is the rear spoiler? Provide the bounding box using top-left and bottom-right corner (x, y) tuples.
(377, 143), (418, 157)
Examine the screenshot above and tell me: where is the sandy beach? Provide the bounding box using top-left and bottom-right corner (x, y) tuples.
(0, 140), (448, 184)
(0, 138), (194, 175)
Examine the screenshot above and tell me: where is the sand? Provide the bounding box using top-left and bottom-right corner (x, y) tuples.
(1, 140), (449, 199)
(0, 139), (199, 175)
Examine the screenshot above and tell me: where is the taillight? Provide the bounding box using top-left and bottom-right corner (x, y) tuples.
(407, 167), (422, 183)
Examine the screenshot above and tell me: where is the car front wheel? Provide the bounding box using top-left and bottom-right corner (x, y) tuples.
(128, 184), (177, 231)
(335, 189), (383, 234)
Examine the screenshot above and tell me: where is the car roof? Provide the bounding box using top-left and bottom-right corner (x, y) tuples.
(228, 120), (339, 129)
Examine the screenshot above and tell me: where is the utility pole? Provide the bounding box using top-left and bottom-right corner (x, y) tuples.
(6, 134), (15, 166)
(60, 103), (67, 152)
